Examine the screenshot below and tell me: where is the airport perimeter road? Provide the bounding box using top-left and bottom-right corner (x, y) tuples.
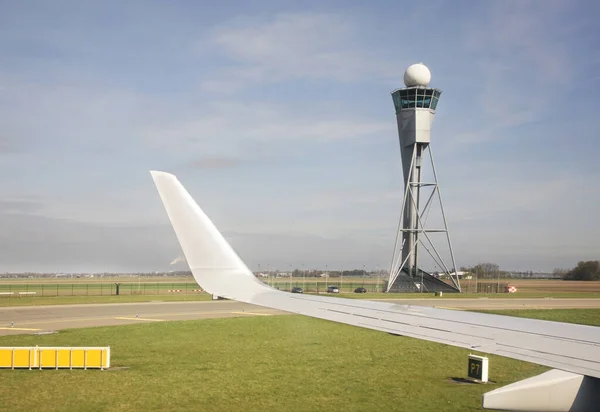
(1, 298), (600, 336)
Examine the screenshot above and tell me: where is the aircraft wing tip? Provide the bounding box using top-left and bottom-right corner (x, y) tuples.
(150, 170), (177, 181)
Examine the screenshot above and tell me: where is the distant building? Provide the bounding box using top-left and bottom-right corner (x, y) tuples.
(440, 271), (470, 279)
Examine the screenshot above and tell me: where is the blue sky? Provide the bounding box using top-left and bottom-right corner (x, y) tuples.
(0, 0), (599, 273)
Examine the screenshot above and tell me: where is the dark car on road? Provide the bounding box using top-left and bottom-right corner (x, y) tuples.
(291, 287), (304, 293)
(354, 287), (367, 293)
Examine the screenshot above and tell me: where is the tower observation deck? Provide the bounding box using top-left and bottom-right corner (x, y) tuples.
(386, 63), (461, 293)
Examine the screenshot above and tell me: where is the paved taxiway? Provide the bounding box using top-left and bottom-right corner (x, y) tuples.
(0, 300), (284, 336)
(1, 298), (599, 336)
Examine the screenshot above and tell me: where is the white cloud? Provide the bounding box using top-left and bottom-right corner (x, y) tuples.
(0, 74), (156, 152)
(188, 156), (242, 169)
(0, 73), (391, 169)
(0, 72), (395, 238)
(200, 12), (398, 92)
(457, 1), (576, 139)
(140, 100), (393, 157)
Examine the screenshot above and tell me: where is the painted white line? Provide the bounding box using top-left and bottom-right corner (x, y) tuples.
(231, 311), (272, 316)
(115, 317), (164, 322)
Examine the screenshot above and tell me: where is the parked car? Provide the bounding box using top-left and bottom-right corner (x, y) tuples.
(291, 287), (304, 293)
(327, 285), (340, 293)
(354, 287), (367, 293)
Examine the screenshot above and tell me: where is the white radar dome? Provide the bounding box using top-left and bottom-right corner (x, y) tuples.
(403, 63), (431, 87)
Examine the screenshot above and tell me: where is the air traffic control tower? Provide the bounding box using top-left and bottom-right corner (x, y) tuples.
(387, 63), (461, 293)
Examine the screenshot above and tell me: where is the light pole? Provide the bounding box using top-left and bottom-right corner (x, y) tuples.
(289, 264), (293, 291)
(376, 265), (380, 293)
(340, 266), (343, 293)
(496, 270), (500, 294)
(362, 265), (366, 291)
(325, 265), (328, 290)
(302, 264), (305, 291)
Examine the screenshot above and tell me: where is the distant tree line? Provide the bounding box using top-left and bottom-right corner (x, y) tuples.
(560, 261), (600, 281)
(460, 263), (505, 279)
(459, 263), (570, 279)
(290, 269), (373, 278)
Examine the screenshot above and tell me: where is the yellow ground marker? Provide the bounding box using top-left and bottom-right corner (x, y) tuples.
(0, 327), (41, 331)
(115, 317), (164, 322)
(231, 311), (272, 316)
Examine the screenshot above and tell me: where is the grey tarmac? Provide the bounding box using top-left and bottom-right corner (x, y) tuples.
(1, 297), (599, 336)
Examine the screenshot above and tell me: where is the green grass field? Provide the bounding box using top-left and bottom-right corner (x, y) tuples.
(1, 309), (598, 411)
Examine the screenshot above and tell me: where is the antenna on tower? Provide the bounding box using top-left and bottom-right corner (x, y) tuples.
(386, 63), (461, 293)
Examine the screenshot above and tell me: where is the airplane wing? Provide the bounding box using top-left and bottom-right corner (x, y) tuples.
(150, 171), (600, 412)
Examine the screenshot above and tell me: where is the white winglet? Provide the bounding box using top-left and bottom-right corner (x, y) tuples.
(150, 171), (267, 299)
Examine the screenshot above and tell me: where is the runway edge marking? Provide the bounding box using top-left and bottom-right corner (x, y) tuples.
(115, 317), (165, 322)
(231, 311), (272, 316)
